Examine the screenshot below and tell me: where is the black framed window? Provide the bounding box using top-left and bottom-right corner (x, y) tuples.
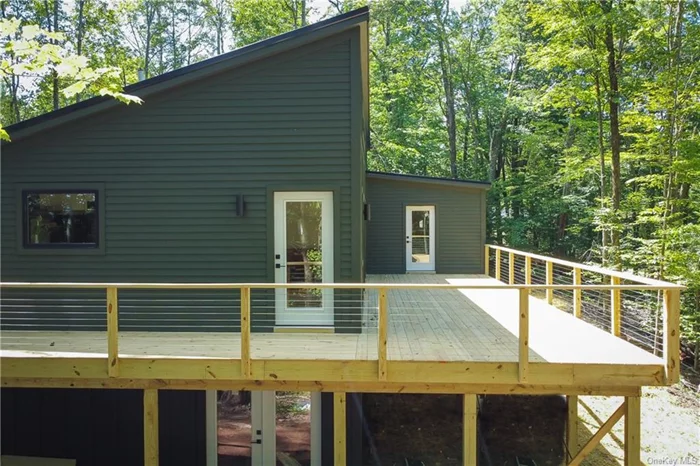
(23, 190), (99, 248)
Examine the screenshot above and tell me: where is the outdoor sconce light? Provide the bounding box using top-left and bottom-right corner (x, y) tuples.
(235, 195), (246, 217)
(364, 203), (371, 221)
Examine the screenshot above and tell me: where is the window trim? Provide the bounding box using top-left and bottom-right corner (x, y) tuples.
(16, 183), (106, 255)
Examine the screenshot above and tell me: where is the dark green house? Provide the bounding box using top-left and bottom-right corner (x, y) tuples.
(1, 8), (488, 465)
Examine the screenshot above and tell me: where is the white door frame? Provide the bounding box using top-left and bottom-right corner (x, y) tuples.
(273, 191), (334, 326)
(251, 391), (322, 466)
(405, 205), (436, 272)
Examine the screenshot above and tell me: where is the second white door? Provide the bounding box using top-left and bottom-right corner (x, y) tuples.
(405, 206), (435, 272)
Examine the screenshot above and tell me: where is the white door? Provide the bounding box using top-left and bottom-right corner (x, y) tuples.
(250, 391), (322, 466)
(274, 192), (334, 326)
(405, 206), (436, 272)
(251, 391), (276, 466)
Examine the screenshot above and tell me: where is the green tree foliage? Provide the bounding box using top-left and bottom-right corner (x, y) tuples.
(0, 16), (140, 140)
(1, 0), (698, 342)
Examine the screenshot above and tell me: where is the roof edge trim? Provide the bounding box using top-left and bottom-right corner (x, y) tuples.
(367, 171), (491, 190)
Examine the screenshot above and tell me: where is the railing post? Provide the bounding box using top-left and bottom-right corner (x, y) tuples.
(518, 288), (529, 383)
(484, 245), (490, 276)
(240, 286), (252, 378)
(546, 260), (554, 305)
(378, 287), (388, 381)
(509, 252), (515, 285)
(524, 256), (532, 287)
(573, 268), (582, 318)
(495, 248), (502, 281)
(663, 288), (681, 384)
(611, 276), (621, 336)
(107, 287), (119, 377)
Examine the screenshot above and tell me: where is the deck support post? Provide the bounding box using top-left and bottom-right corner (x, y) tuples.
(625, 395), (641, 466)
(611, 276), (621, 336)
(495, 248), (501, 281)
(205, 390), (217, 466)
(484, 245), (490, 276)
(144, 389), (159, 466)
(568, 402), (625, 466)
(241, 286), (251, 378)
(378, 287), (388, 380)
(518, 288), (529, 383)
(334, 392), (346, 466)
(107, 287), (119, 377)
(546, 261), (554, 304)
(524, 256), (532, 287)
(509, 252), (515, 284)
(566, 395), (578, 460)
(573, 268), (582, 318)
(463, 394), (477, 466)
(663, 289), (681, 383)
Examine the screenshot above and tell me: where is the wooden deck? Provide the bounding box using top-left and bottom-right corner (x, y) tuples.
(367, 274), (663, 365)
(2, 251), (673, 466)
(0, 275), (668, 392)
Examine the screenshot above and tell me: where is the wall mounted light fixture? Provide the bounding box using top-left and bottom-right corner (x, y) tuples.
(235, 195), (246, 217)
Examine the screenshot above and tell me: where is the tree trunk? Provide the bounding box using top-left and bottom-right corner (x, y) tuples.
(601, 0), (621, 265)
(75, 0), (85, 103)
(143, 1), (157, 79)
(6, 75), (21, 123)
(489, 56), (520, 182)
(52, 0), (60, 110)
(657, 0), (685, 281)
(595, 73), (608, 264)
(433, 2), (457, 178)
(44, 0), (60, 110)
(171, 4), (177, 69)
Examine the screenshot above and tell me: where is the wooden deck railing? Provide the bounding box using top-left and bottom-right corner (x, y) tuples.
(485, 244), (683, 383)
(0, 271), (683, 385)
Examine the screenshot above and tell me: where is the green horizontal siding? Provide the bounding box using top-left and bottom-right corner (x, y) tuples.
(1, 31), (361, 332)
(366, 177), (485, 274)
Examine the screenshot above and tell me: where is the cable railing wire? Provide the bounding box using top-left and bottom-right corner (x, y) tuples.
(486, 246), (673, 357)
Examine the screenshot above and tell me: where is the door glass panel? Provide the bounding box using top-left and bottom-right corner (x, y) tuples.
(217, 390), (253, 466)
(411, 210), (431, 263)
(276, 392), (311, 466)
(286, 201), (323, 308)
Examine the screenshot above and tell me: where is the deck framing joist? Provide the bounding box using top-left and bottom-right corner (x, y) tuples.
(1, 355), (658, 395)
(0, 376), (642, 396)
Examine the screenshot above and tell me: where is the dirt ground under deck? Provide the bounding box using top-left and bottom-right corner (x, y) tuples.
(363, 394), (567, 466)
(363, 381), (700, 466)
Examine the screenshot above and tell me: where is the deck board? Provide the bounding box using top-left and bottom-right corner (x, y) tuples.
(0, 275), (661, 366)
